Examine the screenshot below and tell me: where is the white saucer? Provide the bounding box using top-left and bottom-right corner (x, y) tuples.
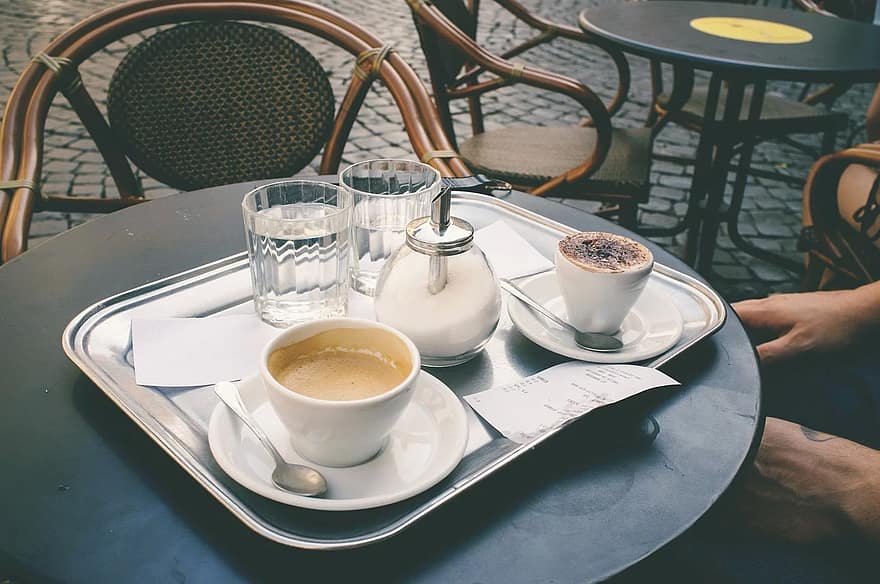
(208, 372), (469, 511)
(507, 271), (684, 363)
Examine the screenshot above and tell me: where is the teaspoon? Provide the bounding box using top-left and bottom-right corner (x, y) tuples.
(214, 381), (327, 497)
(499, 278), (624, 352)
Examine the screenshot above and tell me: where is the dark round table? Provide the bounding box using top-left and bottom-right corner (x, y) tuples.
(580, 1), (880, 273)
(0, 183), (761, 583)
(580, 1), (880, 82)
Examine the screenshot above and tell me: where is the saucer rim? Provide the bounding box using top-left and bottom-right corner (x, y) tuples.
(507, 271), (684, 363)
(208, 372), (469, 511)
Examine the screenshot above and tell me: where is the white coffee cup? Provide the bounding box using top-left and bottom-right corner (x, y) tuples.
(554, 232), (654, 335)
(260, 318), (420, 467)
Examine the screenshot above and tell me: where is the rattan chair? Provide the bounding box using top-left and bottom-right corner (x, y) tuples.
(405, 0), (651, 227)
(0, 0), (469, 263)
(801, 143), (880, 289)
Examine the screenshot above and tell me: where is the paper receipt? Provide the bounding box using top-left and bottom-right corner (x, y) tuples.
(464, 362), (680, 443)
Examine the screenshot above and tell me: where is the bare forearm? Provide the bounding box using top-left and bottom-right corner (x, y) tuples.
(841, 448), (880, 544)
(735, 419), (880, 544)
(791, 426), (880, 544)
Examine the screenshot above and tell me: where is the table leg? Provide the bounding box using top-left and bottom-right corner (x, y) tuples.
(683, 75), (723, 265)
(727, 81), (804, 273)
(694, 76), (747, 274)
(725, 81), (804, 273)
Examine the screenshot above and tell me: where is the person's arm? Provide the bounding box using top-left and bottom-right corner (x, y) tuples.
(842, 446), (880, 543)
(732, 281), (880, 364)
(733, 418), (880, 544)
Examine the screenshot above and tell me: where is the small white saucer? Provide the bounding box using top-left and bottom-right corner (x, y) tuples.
(208, 372), (469, 511)
(508, 271), (684, 363)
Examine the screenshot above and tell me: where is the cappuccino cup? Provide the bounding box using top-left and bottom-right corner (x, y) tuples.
(260, 318), (420, 467)
(554, 232), (654, 335)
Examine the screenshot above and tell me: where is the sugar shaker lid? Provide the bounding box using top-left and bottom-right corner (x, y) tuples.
(405, 186), (474, 256)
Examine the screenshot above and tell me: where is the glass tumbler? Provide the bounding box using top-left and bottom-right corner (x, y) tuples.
(339, 159), (441, 296)
(242, 180), (352, 328)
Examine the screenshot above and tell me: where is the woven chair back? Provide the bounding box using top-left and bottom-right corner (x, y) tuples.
(107, 22), (335, 191)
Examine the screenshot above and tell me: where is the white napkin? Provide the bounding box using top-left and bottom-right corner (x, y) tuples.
(131, 316), (278, 387)
(474, 220), (554, 279)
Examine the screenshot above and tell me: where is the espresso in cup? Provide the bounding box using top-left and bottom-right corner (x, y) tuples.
(555, 232), (654, 335)
(261, 318), (420, 467)
(267, 328), (412, 401)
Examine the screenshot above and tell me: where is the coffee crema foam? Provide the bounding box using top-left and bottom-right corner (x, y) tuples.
(268, 328), (411, 401)
(558, 232), (652, 273)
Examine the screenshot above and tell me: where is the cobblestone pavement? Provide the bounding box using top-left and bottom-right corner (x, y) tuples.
(1, 0), (875, 300)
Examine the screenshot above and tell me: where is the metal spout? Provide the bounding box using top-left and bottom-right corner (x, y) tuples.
(428, 186), (452, 294)
(431, 186), (452, 231)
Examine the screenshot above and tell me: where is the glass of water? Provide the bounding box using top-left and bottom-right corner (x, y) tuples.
(242, 180), (352, 327)
(339, 159), (441, 296)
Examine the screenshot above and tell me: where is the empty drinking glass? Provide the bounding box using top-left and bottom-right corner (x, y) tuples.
(339, 159), (441, 296)
(242, 180), (352, 327)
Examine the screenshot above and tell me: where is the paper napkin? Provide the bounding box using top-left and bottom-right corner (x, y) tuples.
(474, 220), (554, 279)
(131, 315), (278, 387)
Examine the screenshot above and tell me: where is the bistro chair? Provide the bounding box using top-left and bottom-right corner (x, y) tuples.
(405, 0), (651, 228)
(0, 0), (469, 263)
(801, 142), (880, 289)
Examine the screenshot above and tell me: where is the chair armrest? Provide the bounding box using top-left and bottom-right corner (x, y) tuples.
(493, 0), (631, 118)
(804, 144), (880, 229)
(802, 82), (853, 107)
(409, 0), (613, 182)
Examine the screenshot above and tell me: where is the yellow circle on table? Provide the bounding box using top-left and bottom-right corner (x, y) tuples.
(690, 17), (813, 44)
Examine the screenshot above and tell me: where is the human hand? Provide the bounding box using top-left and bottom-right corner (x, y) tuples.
(729, 418), (880, 543)
(732, 290), (867, 364)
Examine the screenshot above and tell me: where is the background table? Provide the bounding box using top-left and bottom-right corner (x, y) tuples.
(0, 183), (761, 583)
(580, 1), (880, 273)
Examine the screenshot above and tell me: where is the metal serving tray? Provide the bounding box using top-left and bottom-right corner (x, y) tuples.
(62, 193), (726, 550)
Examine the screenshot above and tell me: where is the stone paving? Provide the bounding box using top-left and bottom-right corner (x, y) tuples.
(1, 0), (875, 300)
